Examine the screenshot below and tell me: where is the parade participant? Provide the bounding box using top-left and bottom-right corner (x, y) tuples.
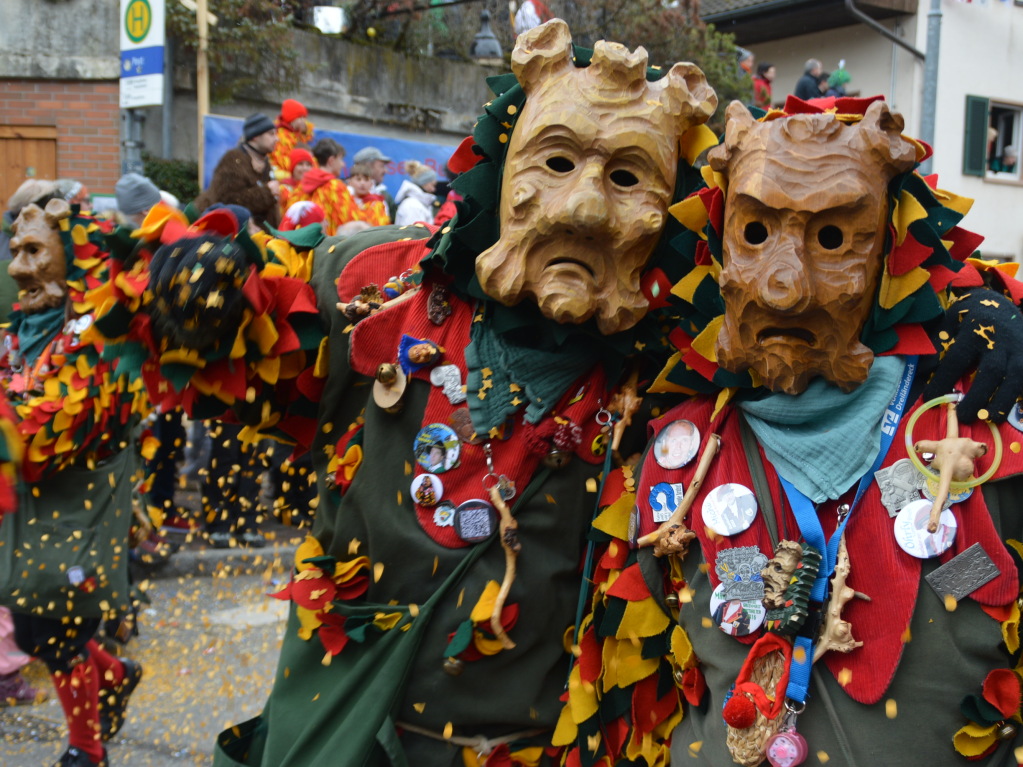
(557, 96), (1023, 766)
(269, 99), (315, 181)
(89, 20), (717, 766)
(0, 199), (147, 767)
(291, 137), (366, 235)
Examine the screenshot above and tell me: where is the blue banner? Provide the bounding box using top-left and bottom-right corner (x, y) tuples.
(120, 45), (163, 78)
(203, 115), (459, 199)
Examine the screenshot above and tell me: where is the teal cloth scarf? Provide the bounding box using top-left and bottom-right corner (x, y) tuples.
(465, 307), (603, 434)
(13, 305), (65, 366)
(738, 356), (907, 504)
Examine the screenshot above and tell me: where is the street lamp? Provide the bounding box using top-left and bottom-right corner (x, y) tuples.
(470, 9), (503, 66)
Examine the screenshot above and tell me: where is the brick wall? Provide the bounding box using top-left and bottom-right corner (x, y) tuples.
(0, 80), (121, 195)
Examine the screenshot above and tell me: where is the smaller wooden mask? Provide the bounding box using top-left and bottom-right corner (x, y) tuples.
(9, 199), (70, 315)
(475, 19), (716, 336)
(709, 101), (917, 393)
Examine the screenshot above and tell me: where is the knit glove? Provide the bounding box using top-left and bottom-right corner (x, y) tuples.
(921, 287), (1023, 422)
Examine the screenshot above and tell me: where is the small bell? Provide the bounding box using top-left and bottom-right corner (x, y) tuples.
(543, 449), (572, 470)
(996, 721), (1018, 740)
(376, 363), (398, 386)
(323, 472), (337, 491)
(443, 657), (465, 676)
(672, 667), (684, 686)
(664, 592), (680, 610)
(373, 363), (407, 414)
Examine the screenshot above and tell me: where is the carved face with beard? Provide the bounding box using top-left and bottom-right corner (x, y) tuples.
(474, 20), (716, 336)
(9, 199), (70, 315)
(708, 101), (917, 394)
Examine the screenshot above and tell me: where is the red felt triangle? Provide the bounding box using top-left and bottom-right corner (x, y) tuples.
(880, 323), (936, 357)
(983, 668), (1021, 718)
(947, 226), (986, 263)
(888, 233), (932, 277)
(578, 626), (602, 684)
(606, 563), (652, 602)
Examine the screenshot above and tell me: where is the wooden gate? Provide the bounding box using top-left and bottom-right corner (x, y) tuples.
(0, 126), (58, 208)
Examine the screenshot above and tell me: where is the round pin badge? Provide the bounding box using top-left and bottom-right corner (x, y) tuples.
(1009, 403), (1023, 434)
(453, 499), (497, 543)
(648, 482), (685, 524)
(709, 582), (765, 637)
(411, 473), (443, 507)
(413, 424), (461, 474)
(433, 500), (456, 528)
(652, 419), (701, 469)
(702, 483), (758, 537)
(893, 498), (958, 558)
(921, 478), (972, 510)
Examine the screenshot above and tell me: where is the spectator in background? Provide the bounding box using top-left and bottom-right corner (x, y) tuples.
(56, 179), (90, 210)
(990, 146), (1019, 174)
(347, 161), (390, 226)
(114, 172), (162, 228)
(270, 99), (314, 181)
(279, 146), (316, 218)
(794, 58), (822, 100)
(752, 62), (775, 110)
(292, 138), (364, 235)
(826, 65), (851, 98)
(195, 113), (281, 229)
(512, 0), (553, 35)
(352, 146), (396, 220)
(394, 160), (437, 227)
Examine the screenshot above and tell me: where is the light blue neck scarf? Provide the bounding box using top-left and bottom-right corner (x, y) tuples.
(738, 356), (906, 503)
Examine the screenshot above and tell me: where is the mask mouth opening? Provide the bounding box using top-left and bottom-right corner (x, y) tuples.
(757, 327), (816, 347)
(546, 258), (596, 279)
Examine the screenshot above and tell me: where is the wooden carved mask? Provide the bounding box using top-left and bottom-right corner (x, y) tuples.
(9, 199), (70, 315)
(709, 101), (917, 394)
(475, 19), (716, 336)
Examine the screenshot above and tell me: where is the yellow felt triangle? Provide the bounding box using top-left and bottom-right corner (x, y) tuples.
(567, 663), (599, 723)
(680, 124), (718, 166)
(470, 581), (502, 623)
(649, 352), (697, 395)
(878, 265), (931, 310)
(893, 189), (928, 247)
(671, 624), (696, 669)
(613, 634), (661, 687)
(552, 692), (579, 746)
(617, 597), (671, 640)
(671, 265), (712, 303)
(700, 163), (726, 192)
(691, 315), (724, 362)
(668, 196), (708, 237)
(953, 721), (997, 758)
(592, 490), (636, 540)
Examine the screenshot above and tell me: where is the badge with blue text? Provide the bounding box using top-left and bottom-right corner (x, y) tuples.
(414, 424), (461, 473)
(648, 482), (685, 524)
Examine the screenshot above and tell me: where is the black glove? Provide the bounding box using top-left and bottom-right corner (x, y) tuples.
(921, 287), (1023, 422)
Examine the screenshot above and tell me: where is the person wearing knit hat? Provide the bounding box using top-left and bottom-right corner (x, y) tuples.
(352, 147), (396, 220)
(278, 147), (317, 218)
(115, 173), (163, 226)
(271, 99), (315, 182)
(393, 159), (438, 227)
(194, 112), (281, 228)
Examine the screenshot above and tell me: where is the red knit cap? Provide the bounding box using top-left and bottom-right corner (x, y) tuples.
(280, 98), (308, 124)
(289, 147), (316, 173)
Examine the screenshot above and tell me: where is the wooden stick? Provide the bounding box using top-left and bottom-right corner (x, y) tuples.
(637, 433), (721, 548)
(489, 483), (519, 650)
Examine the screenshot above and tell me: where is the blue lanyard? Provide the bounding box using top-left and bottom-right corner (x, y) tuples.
(781, 356), (917, 704)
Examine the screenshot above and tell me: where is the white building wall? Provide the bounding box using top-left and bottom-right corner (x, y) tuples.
(925, 0), (1023, 261)
(742, 4), (1023, 261)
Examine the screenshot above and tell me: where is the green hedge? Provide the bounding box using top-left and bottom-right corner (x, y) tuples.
(142, 152), (201, 205)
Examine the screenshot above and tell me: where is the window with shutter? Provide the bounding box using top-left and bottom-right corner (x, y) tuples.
(963, 95), (990, 178)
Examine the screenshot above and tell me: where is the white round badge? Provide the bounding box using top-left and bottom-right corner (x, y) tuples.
(652, 419), (700, 469)
(702, 483), (758, 537)
(709, 582), (765, 637)
(894, 498), (958, 559)
(411, 473), (443, 507)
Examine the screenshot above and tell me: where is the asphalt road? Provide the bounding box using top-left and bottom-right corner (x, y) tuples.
(0, 562), (294, 767)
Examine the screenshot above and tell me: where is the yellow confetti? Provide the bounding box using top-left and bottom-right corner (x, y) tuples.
(457, 588), (464, 608)
(373, 562), (385, 582)
(688, 741), (703, 756)
(1015, 746), (1023, 763)
(348, 538), (361, 555)
(817, 750), (830, 763)
(901, 626), (912, 643)
(679, 587), (694, 604)
(1012, 442), (1021, 454)
(545, 493), (557, 504)
(585, 478), (598, 493)
(977, 409), (990, 421)
(312, 693), (320, 701)
(701, 617), (713, 628)
(404, 460), (413, 476)
(885, 699), (897, 719)
(409, 603), (420, 617)
(586, 732), (601, 752)
(442, 722), (453, 739)
(793, 645), (807, 664)
(944, 594), (959, 611)
(397, 490), (403, 505)
(432, 556), (439, 576)
(837, 668), (852, 687)
(413, 702), (426, 713)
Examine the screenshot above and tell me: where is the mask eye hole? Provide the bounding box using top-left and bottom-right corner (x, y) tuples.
(610, 169), (638, 187)
(546, 156), (575, 173)
(744, 221), (768, 245)
(818, 225), (844, 250)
